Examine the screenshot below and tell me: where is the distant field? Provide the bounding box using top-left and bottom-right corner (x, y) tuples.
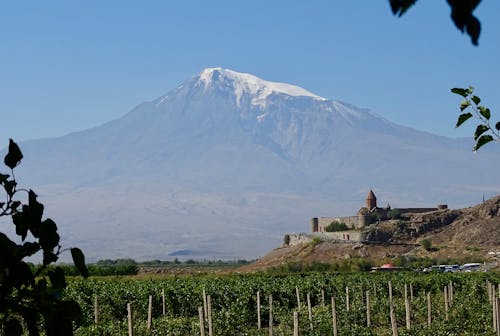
(66, 271), (500, 335)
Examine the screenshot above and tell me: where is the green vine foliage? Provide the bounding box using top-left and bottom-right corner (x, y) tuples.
(0, 139), (88, 335)
(452, 87), (500, 151)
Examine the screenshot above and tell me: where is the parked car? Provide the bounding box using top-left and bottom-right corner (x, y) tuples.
(444, 264), (460, 272)
(460, 263), (482, 272)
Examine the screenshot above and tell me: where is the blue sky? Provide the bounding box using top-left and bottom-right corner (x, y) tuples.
(1, 1), (499, 147)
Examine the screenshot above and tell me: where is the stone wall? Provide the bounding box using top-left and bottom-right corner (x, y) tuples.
(315, 216), (360, 231)
(322, 231), (366, 241)
(288, 233), (314, 246)
(287, 231), (366, 246)
(396, 207), (438, 215)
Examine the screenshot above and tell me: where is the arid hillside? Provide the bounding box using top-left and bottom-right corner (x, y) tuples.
(242, 196), (500, 271)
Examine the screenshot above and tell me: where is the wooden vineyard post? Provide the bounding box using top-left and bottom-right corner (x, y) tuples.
(345, 286), (350, 312)
(127, 303), (134, 336)
(493, 287), (497, 333)
(147, 295), (153, 330)
(207, 295), (213, 336)
(487, 281), (492, 303)
(203, 288), (208, 322)
(296, 287), (301, 310)
(198, 307), (206, 336)
(293, 311), (299, 336)
(390, 301), (398, 336)
(94, 294), (99, 325)
(366, 290), (371, 328)
(257, 290), (261, 330)
(388, 281), (393, 307)
(404, 284), (410, 330)
(496, 298), (500, 336)
(269, 294), (273, 336)
(307, 293), (313, 331)
(449, 281), (454, 307)
(162, 289), (166, 316)
(444, 286), (449, 322)
(331, 296), (338, 336)
(427, 292), (432, 327)
(387, 281), (398, 335)
(321, 289), (325, 306)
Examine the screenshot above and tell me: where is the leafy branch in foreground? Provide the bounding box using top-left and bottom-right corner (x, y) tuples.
(452, 86), (500, 151)
(389, 0), (482, 45)
(0, 139), (88, 336)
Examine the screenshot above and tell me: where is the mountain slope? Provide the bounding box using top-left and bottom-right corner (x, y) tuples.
(7, 67), (500, 261)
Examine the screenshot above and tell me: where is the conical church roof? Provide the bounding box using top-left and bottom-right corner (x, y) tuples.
(366, 189), (376, 200)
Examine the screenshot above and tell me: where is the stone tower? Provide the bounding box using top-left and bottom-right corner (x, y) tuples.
(366, 189), (377, 210)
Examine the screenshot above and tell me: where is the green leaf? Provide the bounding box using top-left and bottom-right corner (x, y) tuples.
(474, 125), (489, 140)
(13, 212), (28, 241)
(471, 95), (481, 105)
(474, 135), (494, 151)
(3, 180), (17, 197)
(48, 266), (67, 291)
(451, 88), (468, 97)
(455, 112), (472, 128)
(39, 218), (60, 251)
(496, 121), (500, 131)
(0, 233), (18, 259)
(10, 200), (21, 211)
(26, 190), (44, 238)
(56, 300), (83, 324)
(0, 173), (9, 183)
(71, 247), (89, 278)
(19, 242), (40, 258)
(465, 15), (481, 46)
(44, 300), (83, 334)
(460, 100), (470, 111)
(389, 0), (417, 17)
(4, 319), (23, 336)
(15, 261), (35, 287)
(43, 250), (58, 265)
(478, 106), (491, 120)
(4, 139), (23, 169)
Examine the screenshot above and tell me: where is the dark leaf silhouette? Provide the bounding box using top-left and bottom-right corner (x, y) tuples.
(389, 0), (417, 16)
(390, 0), (482, 45)
(448, 0), (481, 45)
(1, 139), (87, 334)
(71, 247), (89, 278)
(4, 139), (23, 169)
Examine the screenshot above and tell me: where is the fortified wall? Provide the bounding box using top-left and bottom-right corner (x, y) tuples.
(397, 206), (447, 215)
(285, 190), (447, 247)
(310, 191), (447, 233)
(312, 216), (361, 232)
(287, 231), (366, 246)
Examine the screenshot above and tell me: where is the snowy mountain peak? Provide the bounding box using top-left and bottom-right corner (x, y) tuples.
(197, 67), (327, 107)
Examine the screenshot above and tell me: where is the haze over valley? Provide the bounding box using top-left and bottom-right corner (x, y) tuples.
(6, 68), (499, 261)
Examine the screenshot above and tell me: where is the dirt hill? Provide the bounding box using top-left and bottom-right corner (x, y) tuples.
(241, 196), (500, 271)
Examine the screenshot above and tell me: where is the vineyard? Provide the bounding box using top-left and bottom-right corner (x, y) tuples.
(65, 272), (500, 336)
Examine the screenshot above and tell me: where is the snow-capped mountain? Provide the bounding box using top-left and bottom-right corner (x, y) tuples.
(9, 68), (500, 261)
